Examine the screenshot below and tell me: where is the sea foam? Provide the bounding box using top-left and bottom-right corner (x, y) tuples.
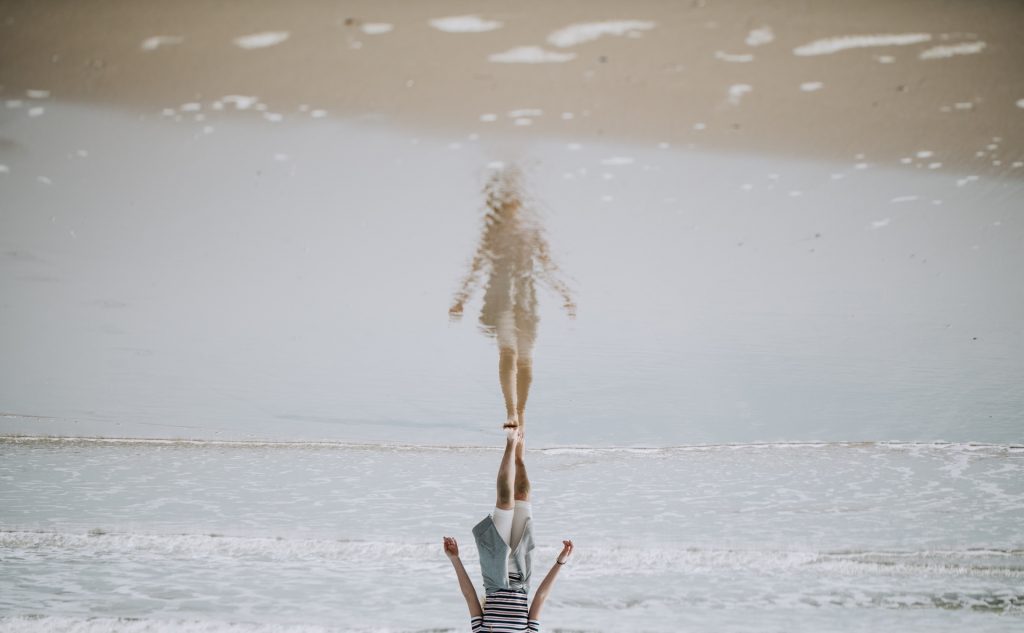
(547, 21), (656, 48)
(793, 33), (932, 56)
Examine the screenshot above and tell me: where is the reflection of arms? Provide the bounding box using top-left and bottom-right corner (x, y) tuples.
(449, 243), (488, 319)
(528, 540), (573, 621)
(444, 537), (483, 617)
(535, 237), (576, 318)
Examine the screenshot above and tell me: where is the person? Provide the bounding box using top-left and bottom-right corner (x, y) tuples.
(443, 427), (574, 632)
(449, 167), (576, 430)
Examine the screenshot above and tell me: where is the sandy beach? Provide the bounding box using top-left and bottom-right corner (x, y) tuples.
(2, 0), (1022, 168)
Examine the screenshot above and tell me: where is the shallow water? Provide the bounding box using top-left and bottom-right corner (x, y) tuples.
(2, 439), (1023, 632)
(2, 100), (1023, 632)
(1, 103), (1022, 446)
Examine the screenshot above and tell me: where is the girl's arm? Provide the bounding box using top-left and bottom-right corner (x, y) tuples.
(444, 537), (483, 617)
(450, 243), (489, 318)
(528, 539), (573, 621)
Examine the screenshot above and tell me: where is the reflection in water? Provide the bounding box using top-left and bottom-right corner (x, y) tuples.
(449, 167), (576, 428)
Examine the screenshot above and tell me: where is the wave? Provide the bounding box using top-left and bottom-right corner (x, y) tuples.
(2, 434), (1021, 455)
(0, 616), (406, 633)
(3, 530), (1021, 578)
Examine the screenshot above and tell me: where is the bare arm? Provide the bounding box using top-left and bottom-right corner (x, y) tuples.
(528, 539), (573, 621)
(449, 244), (488, 318)
(444, 536), (482, 617)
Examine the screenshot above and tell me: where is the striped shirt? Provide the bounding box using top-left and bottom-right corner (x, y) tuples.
(471, 589), (540, 632)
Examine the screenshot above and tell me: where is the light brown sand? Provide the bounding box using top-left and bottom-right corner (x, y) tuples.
(1, 0), (1022, 170)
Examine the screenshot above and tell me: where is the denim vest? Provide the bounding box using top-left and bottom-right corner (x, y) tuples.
(472, 514), (535, 593)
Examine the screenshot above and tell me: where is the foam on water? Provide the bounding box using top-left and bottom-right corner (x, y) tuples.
(746, 27), (775, 47)
(359, 23), (393, 36)
(715, 51), (755, 63)
(793, 33), (932, 56)
(140, 36), (184, 51)
(546, 21), (656, 48)
(232, 32), (290, 50)
(3, 438), (1023, 630)
(487, 46), (576, 63)
(728, 84), (753, 105)
(3, 530), (1021, 578)
(919, 41), (987, 60)
(429, 15), (502, 33)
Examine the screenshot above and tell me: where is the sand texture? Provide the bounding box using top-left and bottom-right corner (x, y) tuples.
(2, 0), (1022, 169)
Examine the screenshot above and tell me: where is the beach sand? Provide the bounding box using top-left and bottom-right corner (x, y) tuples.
(2, 0), (1022, 169)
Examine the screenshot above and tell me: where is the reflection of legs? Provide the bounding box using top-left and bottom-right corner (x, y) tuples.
(495, 428), (519, 511)
(499, 346), (519, 428)
(515, 356), (532, 427)
(514, 302), (536, 427)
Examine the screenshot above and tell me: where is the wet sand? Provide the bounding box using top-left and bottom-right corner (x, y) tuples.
(2, 0), (1022, 169)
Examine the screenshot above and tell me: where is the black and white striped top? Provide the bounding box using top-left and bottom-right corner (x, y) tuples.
(471, 588), (540, 632)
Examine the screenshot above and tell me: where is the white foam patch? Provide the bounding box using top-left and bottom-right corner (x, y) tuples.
(956, 175), (979, 187)
(915, 150), (934, 158)
(513, 118), (532, 126)
(890, 195), (919, 203)
(488, 46), (576, 63)
(26, 89), (50, 99)
(28, 106), (44, 117)
(222, 95), (258, 110)
(263, 112), (283, 122)
(793, 33), (932, 56)
(360, 23), (393, 35)
(715, 51), (755, 63)
(429, 15), (503, 33)
(870, 218), (891, 229)
(601, 156), (635, 166)
(506, 108), (543, 118)
(1015, 98), (1024, 109)
(310, 109), (327, 118)
(875, 54), (896, 63)
(233, 32), (290, 49)
(727, 84), (752, 105)
(800, 81), (824, 92)
(140, 35), (184, 51)
(479, 113), (498, 122)
(0, 164), (9, 174)
(180, 102), (201, 112)
(746, 26), (775, 47)
(547, 21), (656, 48)
(919, 41), (986, 60)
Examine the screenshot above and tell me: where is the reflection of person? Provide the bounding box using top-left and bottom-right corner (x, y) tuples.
(443, 427), (574, 631)
(449, 167), (576, 429)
